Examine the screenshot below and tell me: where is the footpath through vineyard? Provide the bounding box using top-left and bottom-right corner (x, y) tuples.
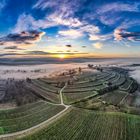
(0, 83), (71, 140)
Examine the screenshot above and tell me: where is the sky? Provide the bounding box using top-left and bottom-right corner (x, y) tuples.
(0, 0), (140, 58)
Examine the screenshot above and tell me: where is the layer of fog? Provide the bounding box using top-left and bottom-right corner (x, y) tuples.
(0, 64), (80, 79)
(0, 58), (140, 79)
(129, 67), (140, 84)
(128, 66), (140, 107)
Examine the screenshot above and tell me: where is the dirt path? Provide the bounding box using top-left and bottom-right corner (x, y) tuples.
(0, 84), (71, 140)
(59, 83), (70, 108)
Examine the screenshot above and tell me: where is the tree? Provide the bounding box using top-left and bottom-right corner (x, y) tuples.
(78, 67), (82, 73)
(26, 78), (32, 83)
(108, 82), (112, 87)
(88, 64), (93, 68)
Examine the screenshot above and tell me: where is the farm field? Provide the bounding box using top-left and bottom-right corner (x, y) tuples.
(63, 67), (137, 105)
(25, 79), (61, 104)
(0, 101), (65, 134)
(63, 91), (98, 104)
(19, 107), (140, 140)
(0, 66), (140, 140)
(100, 90), (128, 105)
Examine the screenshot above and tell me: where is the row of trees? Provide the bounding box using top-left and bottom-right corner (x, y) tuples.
(1, 78), (38, 106)
(87, 64), (103, 72)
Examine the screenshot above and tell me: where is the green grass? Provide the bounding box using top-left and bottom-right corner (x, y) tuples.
(74, 97), (105, 110)
(19, 107), (140, 140)
(64, 72), (119, 92)
(32, 79), (60, 93)
(63, 91), (98, 104)
(66, 72), (112, 89)
(120, 78), (133, 91)
(112, 74), (126, 86)
(26, 83), (60, 103)
(0, 127), (4, 134)
(101, 90), (128, 105)
(0, 101), (65, 134)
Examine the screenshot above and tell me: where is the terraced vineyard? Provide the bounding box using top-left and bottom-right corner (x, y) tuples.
(0, 67), (139, 140)
(63, 91), (98, 104)
(101, 90), (128, 105)
(63, 68), (137, 105)
(25, 79), (61, 103)
(20, 107), (140, 140)
(0, 101), (65, 134)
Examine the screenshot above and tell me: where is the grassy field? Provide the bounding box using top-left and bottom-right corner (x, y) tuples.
(19, 107), (140, 140)
(0, 101), (65, 134)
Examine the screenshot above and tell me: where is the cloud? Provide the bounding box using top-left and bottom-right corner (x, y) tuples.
(93, 42), (103, 49)
(97, 2), (140, 14)
(33, 0), (83, 29)
(65, 45), (72, 48)
(48, 13), (83, 28)
(79, 25), (100, 34)
(114, 29), (140, 41)
(14, 1), (100, 40)
(74, 51), (78, 52)
(89, 35), (100, 41)
(82, 46), (87, 48)
(99, 14), (122, 26)
(58, 29), (83, 38)
(33, 0), (80, 14)
(26, 51), (49, 55)
(57, 51), (64, 53)
(67, 50), (71, 52)
(119, 19), (140, 29)
(95, 2), (140, 26)
(0, 53), (24, 57)
(32, 0), (99, 31)
(13, 12), (83, 33)
(114, 29), (124, 41)
(25, 50), (86, 55)
(14, 0), (83, 32)
(0, 30), (45, 48)
(13, 14), (57, 33)
(4, 46), (24, 50)
(33, 0), (57, 9)
(58, 24), (100, 39)
(89, 34), (112, 41)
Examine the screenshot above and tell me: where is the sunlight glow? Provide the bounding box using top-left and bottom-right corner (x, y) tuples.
(58, 54), (67, 59)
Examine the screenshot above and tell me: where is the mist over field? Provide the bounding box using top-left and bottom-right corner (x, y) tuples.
(0, 63), (80, 79)
(0, 57), (140, 65)
(0, 58), (140, 80)
(128, 66), (140, 107)
(129, 67), (140, 84)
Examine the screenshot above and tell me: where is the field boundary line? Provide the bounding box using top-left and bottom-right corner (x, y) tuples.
(0, 107), (72, 140)
(0, 84), (71, 140)
(119, 93), (129, 105)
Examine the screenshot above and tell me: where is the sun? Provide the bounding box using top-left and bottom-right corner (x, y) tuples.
(58, 54), (66, 59)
